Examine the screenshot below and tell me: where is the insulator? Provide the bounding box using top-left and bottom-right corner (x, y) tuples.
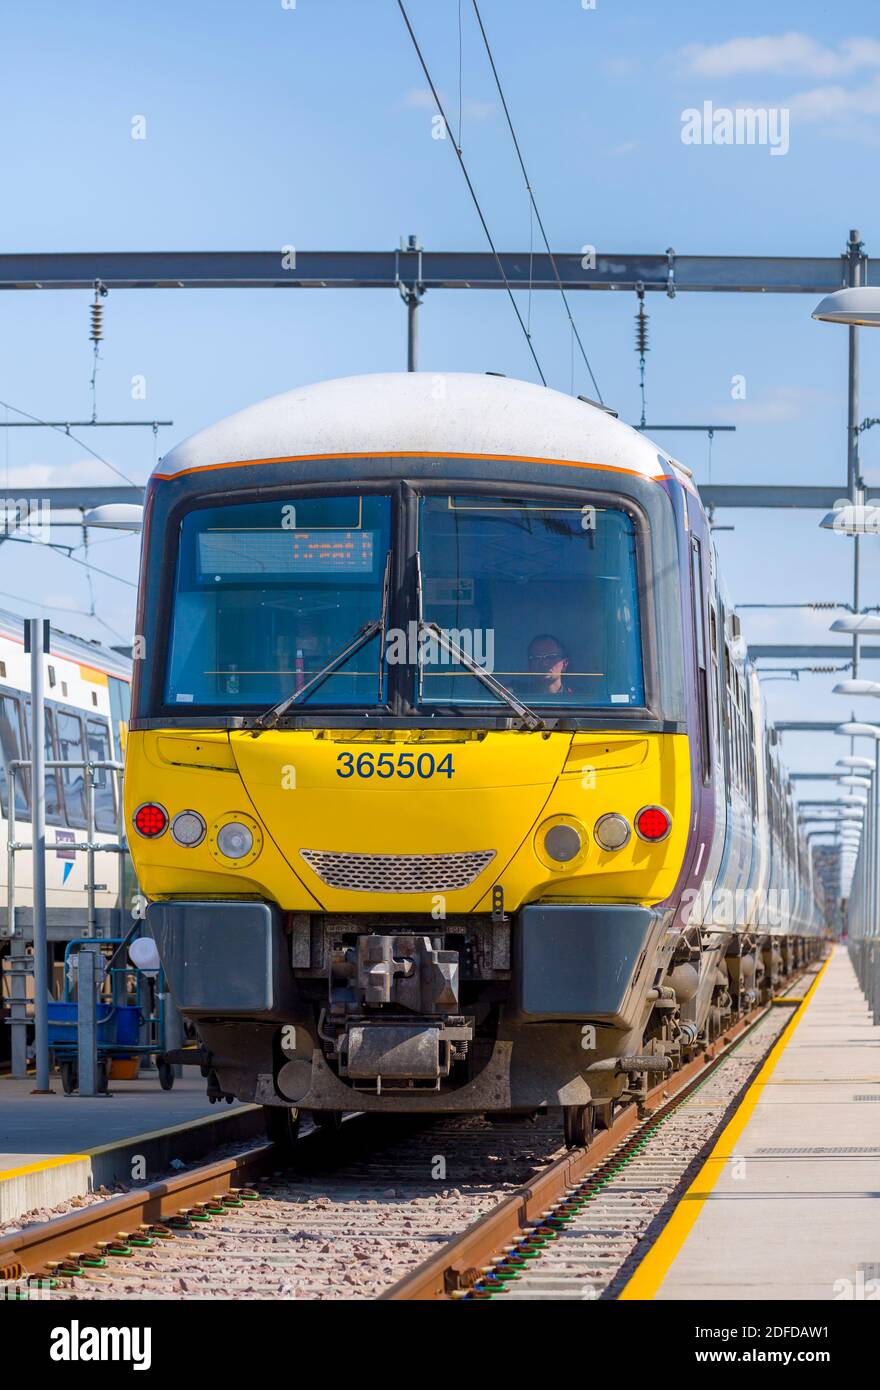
(89, 300), (104, 345)
(809, 601), (838, 609)
(635, 302), (649, 356)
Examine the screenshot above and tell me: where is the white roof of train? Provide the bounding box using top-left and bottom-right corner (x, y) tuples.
(155, 372), (672, 481)
(0, 607), (132, 680)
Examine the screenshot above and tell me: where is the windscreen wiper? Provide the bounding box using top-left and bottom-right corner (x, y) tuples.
(418, 620), (544, 731)
(251, 619), (382, 731)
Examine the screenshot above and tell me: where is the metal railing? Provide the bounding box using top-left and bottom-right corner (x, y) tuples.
(845, 753), (880, 1021)
(4, 757), (127, 940)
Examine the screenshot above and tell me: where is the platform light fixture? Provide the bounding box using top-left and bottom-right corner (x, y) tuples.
(812, 286), (880, 326)
(820, 502), (880, 534)
(832, 680), (880, 697)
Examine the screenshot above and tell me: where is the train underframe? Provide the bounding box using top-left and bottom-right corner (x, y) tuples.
(148, 898), (824, 1149)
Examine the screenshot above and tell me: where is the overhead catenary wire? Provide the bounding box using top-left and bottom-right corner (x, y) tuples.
(0, 534), (137, 587)
(0, 587), (130, 645)
(396, 0), (547, 386)
(0, 397), (144, 492)
(470, 0), (603, 402)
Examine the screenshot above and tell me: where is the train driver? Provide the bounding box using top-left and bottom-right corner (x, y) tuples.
(527, 634), (574, 697)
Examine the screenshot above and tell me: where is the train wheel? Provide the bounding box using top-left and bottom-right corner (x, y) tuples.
(563, 1104), (594, 1150)
(312, 1110), (343, 1132)
(264, 1105), (301, 1159)
(592, 1100), (615, 1132)
(60, 1061), (77, 1095)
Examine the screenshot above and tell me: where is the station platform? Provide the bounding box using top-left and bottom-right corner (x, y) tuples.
(0, 1072), (264, 1223)
(622, 946), (880, 1301)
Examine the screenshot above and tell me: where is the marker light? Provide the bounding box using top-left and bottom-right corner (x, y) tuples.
(133, 802), (168, 838)
(594, 813), (631, 851)
(216, 821), (254, 860)
(635, 805), (672, 842)
(171, 810), (206, 847)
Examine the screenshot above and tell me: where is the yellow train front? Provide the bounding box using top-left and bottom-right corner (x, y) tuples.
(125, 372), (708, 1147)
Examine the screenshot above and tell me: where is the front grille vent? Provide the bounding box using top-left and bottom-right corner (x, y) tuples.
(299, 849), (496, 893)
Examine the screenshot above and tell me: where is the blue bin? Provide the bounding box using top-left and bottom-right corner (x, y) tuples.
(47, 1002), (140, 1049)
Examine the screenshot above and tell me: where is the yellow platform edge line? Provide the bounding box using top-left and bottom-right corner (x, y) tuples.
(0, 1152), (91, 1182)
(0, 1104), (259, 1183)
(618, 951), (833, 1301)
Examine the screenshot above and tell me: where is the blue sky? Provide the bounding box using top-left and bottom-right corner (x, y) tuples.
(3, 0), (880, 839)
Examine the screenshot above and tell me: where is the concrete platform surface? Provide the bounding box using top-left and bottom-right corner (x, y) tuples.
(0, 1072), (264, 1222)
(0, 1072), (242, 1160)
(647, 948), (880, 1301)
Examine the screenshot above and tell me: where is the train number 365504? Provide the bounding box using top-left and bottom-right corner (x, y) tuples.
(336, 751), (455, 780)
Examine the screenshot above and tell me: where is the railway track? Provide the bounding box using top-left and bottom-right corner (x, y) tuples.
(0, 963), (819, 1301)
(389, 964), (820, 1300)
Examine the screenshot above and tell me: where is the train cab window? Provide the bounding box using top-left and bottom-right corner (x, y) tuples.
(164, 494), (393, 708)
(0, 693), (28, 820)
(56, 710), (87, 829)
(86, 718), (117, 832)
(417, 494), (645, 708)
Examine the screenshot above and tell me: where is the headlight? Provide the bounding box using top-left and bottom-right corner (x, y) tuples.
(535, 816), (588, 870)
(216, 821), (254, 859)
(544, 825), (582, 861)
(171, 810), (206, 847)
(594, 813), (631, 851)
(208, 813), (263, 868)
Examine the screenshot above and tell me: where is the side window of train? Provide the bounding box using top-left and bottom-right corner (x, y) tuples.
(26, 703), (66, 827)
(56, 709), (87, 830)
(85, 718), (117, 832)
(689, 538), (711, 783)
(722, 640), (733, 791)
(0, 692), (29, 820)
(708, 603), (721, 756)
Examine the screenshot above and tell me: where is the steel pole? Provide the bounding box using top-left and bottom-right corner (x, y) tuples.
(28, 617), (52, 1093)
(874, 741), (880, 937)
(406, 292), (418, 372)
(847, 230), (863, 676)
(77, 945), (99, 1096)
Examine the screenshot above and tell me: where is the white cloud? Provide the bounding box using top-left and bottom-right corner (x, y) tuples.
(609, 141), (637, 157)
(682, 33), (880, 79)
(787, 73), (880, 123)
(1, 458), (134, 488)
(402, 87), (496, 120)
(403, 87), (435, 110)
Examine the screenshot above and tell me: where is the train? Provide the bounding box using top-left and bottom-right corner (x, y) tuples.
(0, 614), (132, 1068)
(125, 372), (827, 1148)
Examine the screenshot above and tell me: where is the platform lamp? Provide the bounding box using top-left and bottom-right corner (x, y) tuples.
(813, 287), (880, 326)
(813, 255), (878, 669)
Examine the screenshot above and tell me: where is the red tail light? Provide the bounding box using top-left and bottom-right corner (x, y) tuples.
(133, 802), (168, 838)
(635, 805), (671, 842)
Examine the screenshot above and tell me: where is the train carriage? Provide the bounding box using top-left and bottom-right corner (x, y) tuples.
(125, 373), (826, 1146)
(0, 616), (132, 1068)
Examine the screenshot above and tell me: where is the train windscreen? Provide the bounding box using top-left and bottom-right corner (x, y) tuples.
(163, 494), (392, 707)
(417, 494), (645, 709)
